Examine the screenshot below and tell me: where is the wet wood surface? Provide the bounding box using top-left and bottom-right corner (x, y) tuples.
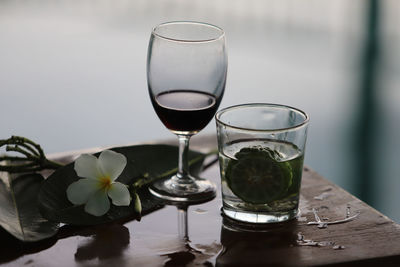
(1, 135), (400, 266)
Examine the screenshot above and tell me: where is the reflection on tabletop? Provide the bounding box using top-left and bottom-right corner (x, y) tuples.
(216, 217), (300, 267)
(162, 205), (221, 267)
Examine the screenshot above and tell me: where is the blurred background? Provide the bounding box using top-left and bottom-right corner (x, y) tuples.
(1, 0), (399, 222)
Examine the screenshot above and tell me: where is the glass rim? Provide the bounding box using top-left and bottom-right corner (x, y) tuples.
(151, 21), (225, 43)
(215, 103), (310, 132)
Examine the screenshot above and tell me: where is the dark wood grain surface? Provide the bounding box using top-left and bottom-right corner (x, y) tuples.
(0, 135), (399, 266)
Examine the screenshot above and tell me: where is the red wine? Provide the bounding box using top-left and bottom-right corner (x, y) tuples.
(152, 90), (219, 134)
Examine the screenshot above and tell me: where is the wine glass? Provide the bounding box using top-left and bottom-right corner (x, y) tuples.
(147, 21), (227, 203)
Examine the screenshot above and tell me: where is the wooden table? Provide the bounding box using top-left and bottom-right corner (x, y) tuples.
(1, 135), (400, 266)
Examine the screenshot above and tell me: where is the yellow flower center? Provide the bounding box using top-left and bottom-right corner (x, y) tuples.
(99, 176), (112, 190)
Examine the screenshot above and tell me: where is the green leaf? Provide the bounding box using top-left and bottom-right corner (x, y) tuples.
(38, 144), (206, 225)
(0, 171), (59, 242)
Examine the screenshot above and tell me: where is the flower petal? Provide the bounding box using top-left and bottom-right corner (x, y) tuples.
(98, 150), (127, 181)
(108, 182), (131, 206)
(84, 189), (110, 216)
(66, 178), (99, 205)
(74, 154), (102, 179)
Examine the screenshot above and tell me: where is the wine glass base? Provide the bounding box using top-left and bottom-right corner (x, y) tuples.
(149, 175), (216, 204)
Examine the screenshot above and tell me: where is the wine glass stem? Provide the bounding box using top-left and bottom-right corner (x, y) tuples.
(177, 134), (191, 180)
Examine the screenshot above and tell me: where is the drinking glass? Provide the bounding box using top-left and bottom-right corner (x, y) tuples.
(216, 103), (309, 223)
(147, 21), (227, 203)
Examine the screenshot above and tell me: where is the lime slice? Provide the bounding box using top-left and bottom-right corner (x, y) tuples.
(225, 147), (292, 204)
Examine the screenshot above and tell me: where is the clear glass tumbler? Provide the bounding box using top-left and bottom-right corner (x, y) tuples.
(215, 103), (309, 223)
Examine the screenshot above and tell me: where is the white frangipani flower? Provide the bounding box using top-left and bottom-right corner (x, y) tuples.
(66, 150), (131, 216)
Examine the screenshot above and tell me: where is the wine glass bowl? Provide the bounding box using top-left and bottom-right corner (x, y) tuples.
(147, 21), (227, 203)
